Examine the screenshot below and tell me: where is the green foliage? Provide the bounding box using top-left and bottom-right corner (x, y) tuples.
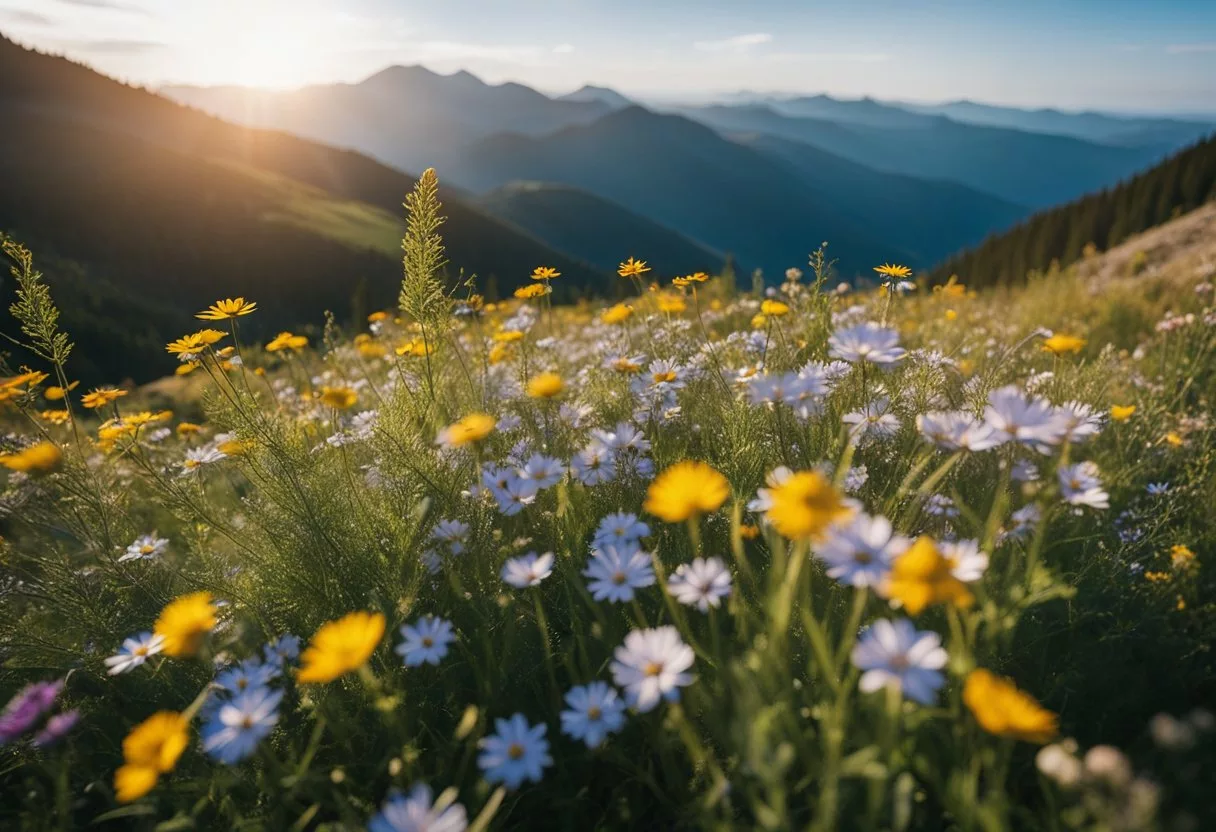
(2, 234), (72, 366)
(399, 168), (450, 331)
(2, 210), (1216, 832)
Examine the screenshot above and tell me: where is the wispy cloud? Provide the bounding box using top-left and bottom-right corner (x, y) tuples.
(403, 41), (548, 65)
(68, 38), (165, 54)
(1, 9), (54, 25)
(766, 51), (891, 64)
(53, 0), (150, 15)
(1165, 43), (1216, 55)
(694, 33), (773, 52)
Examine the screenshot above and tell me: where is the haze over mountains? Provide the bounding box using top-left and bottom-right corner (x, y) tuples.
(0, 36), (606, 383)
(3, 29), (1214, 382)
(166, 63), (1213, 276)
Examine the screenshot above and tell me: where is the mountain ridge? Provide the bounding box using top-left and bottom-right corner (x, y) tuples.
(932, 132), (1216, 286)
(0, 35), (607, 383)
(677, 102), (1168, 207)
(475, 181), (726, 276)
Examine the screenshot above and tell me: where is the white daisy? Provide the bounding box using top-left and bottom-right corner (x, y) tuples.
(369, 783), (468, 832)
(395, 616), (456, 667)
(583, 546), (656, 603)
(983, 386), (1068, 451)
(1056, 401), (1104, 443)
(104, 631), (165, 675)
(815, 513), (908, 588)
(477, 714), (552, 790)
(916, 410), (1001, 452)
(201, 686), (283, 765)
(501, 552), (554, 589)
(520, 454), (565, 490)
(666, 557), (732, 612)
(939, 539), (989, 582)
(843, 397), (901, 442)
(828, 322), (907, 367)
(591, 512), (651, 552)
(571, 444), (615, 486)
(119, 533), (168, 563)
(610, 626), (695, 712)
(1058, 461), (1110, 509)
(180, 445), (227, 475)
(851, 618), (947, 705)
(560, 682), (626, 748)
(431, 520), (471, 555)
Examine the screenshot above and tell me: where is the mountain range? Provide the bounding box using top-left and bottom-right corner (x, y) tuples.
(896, 99), (1213, 148)
(474, 182), (725, 276)
(4, 30), (1213, 384)
(0, 36), (610, 383)
(164, 64), (1212, 274)
(670, 103), (1173, 209)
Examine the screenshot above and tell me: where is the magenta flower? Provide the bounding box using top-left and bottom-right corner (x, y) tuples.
(0, 680), (64, 744)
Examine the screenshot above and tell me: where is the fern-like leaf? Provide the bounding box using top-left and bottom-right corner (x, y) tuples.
(2, 234), (73, 365)
(399, 168), (449, 331)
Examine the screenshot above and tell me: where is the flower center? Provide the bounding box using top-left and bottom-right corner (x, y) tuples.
(507, 742), (525, 760)
(612, 571), (627, 585)
(653, 371), (677, 383)
(241, 716), (254, 729)
(421, 636), (434, 648)
(643, 661), (663, 677)
(140, 545), (155, 554)
(854, 551), (872, 565)
(587, 706), (602, 721)
(134, 646), (148, 657)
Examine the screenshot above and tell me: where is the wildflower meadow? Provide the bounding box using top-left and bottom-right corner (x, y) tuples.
(0, 170), (1213, 830)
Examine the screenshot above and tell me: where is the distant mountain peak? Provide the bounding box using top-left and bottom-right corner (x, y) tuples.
(559, 84), (632, 109)
(359, 64), (436, 83)
(357, 64), (487, 93)
(591, 104), (718, 140)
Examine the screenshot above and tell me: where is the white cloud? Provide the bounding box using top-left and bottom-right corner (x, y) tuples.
(66, 37), (165, 54)
(553, 43), (575, 54)
(53, 0), (150, 15)
(1, 9), (53, 25)
(765, 51), (891, 64)
(403, 40), (547, 65)
(693, 33), (772, 52)
(1165, 43), (1216, 55)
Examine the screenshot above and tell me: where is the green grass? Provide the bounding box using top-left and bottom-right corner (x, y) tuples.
(219, 160), (404, 256)
(1, 205), (1213, 831)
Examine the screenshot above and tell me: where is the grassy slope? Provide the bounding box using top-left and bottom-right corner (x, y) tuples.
(224, 161), (404, 256)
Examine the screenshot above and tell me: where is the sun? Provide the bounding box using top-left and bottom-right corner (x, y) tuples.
(172, 3), (335, 88)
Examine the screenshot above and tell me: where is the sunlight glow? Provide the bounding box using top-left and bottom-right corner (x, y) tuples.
(167, 2), (345, 88)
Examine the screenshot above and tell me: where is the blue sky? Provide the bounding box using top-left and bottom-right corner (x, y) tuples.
(2, 0), (1215, 113)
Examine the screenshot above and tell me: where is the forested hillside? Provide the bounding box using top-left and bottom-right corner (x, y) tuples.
(935, 132), (1216, 286)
